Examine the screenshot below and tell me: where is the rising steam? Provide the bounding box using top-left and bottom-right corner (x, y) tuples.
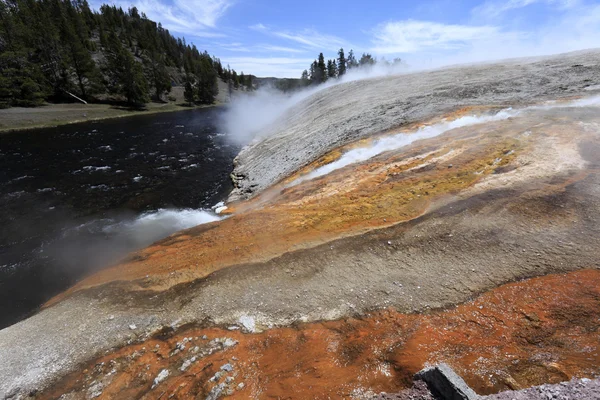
(102, 208), (221, 248)
(220, 63), (411, 146)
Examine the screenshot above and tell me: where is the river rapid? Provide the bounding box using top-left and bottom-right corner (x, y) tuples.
(0, 108), (240, 329)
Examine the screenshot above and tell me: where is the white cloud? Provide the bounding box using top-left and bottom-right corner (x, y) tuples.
(217, 42), (252, 52)
(226, 57), (314, 65)
(259, 45), (306, 54)
(175, 0), (232, 28)
(273, 29), (347, 51)
(250, 25), (349, 52)
(249, 23), (267, 32)
(472, 0), (579, 19)
(231, 26), (347, 76)
(217, 43), (307, 56)
(370, 2), (600, 70)
(92, 0), (232, 36)
(221, 56), (314, 78)
(371, 20), (499, 54)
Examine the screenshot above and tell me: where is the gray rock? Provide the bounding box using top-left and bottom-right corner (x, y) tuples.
(151, 369), (169, 390)
(415, 363), (479, 400)
(220, 363), (233, 372)
(206, 383), (225, 400)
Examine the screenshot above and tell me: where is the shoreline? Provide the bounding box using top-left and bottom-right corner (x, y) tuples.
(0, 101), (224, 134)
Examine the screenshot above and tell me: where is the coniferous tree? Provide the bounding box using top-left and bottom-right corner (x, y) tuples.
(317, 53), (326, 83)
(347, 50), (358, 69)
(196, 52), (218, 104)
(61, 1), (102, 99)
(0, 0), (228, 107)
(183, 74), (195, 105)
(337, 48), (346, 77)
(145, 47), (171, 100)
(38, 0), (70, 99)
(327, 59), (337, 79)
(0, 1), (48, 106)
(300, 69), (309, 85)
(309, 60), (319, 84)
(75, 0), (96, 31)
(121, 53), (148, 105)
(359, 53), (376, 67)
(231, 70), (239, 89)
(104, 31), (149, 105)
(213, 57), (224, 79)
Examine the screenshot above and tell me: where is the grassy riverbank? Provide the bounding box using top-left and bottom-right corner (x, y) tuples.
(0, 83), (234, 133)
(0, 101), (221, 133)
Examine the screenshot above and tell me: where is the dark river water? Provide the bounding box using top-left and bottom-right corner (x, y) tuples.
(0, 108), (240, 329)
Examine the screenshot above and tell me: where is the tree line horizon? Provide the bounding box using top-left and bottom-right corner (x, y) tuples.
(303, 49), (402, 83)
(272, 49), (402, 92)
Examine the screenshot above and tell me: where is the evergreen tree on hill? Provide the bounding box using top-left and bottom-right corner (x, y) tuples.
(0, 2), (48, 106)
(337, 48), (346, 76)
(213, 57), (224, 79)
(231, 69), (239, 89)
(103, 30), (149, 105)
(327, 59), (337, 79)
(309, 61), (318, 83)
(347, 49), (358, 69)
(183, 74), (195, 105)
(317, 53), (326, 83)
(196, 52), (218, 104)
(359, 53), (376, 66)
(0, 0), (236, 108)
(60, 0), (102, 99)
(301, 69), (309, 86)
(145, 49), (171, 100)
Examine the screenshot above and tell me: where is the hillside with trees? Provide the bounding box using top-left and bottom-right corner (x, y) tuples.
(0, 0), (253, 108)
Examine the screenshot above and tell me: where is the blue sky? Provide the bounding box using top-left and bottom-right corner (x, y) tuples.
(91, 0), (600, 77)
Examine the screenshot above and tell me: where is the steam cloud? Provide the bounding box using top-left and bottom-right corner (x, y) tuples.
(101, 208), (221, 248)
(220, 63), (411, 146)
(44, 208), (222, 287)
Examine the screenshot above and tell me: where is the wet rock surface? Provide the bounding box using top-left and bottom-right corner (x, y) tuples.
(229, 50), (600, 201)
(33, 270), (600, 399)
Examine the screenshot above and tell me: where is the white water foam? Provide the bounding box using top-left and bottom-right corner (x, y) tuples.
(102, 209), (221, 246)
(289, 95), (600, 187)
(546, 95), (600, 108)
(290, 108), (518, 186)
